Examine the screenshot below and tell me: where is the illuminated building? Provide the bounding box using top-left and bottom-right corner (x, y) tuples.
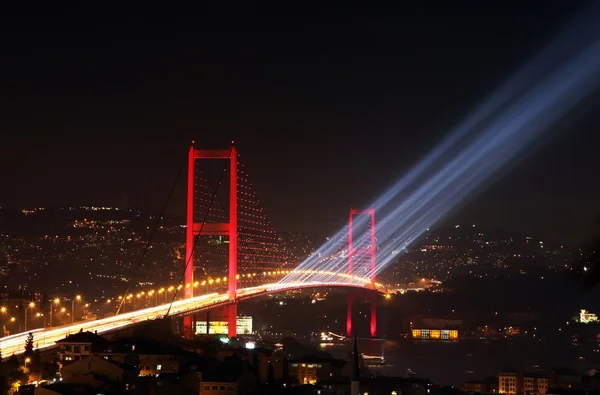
(462, 379), (498, 393)
(499, 372), (519, 395)
(499, 372), (548, 395)
(195, 316), (252, 335)
(411, 329), (458, 340)
(56, 331), (109, 371)
(580, 309), (598, 323)
(409, 317), (460, 340)
(288, 357), (332, 385)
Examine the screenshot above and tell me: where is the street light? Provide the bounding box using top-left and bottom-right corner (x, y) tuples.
(24, 302), (35, 332)
(50, 298), (60, 327)
(72, 295), (81, 324)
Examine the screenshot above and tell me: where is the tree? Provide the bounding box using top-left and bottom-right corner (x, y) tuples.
(7, 367), (28, 395)
(31, 349), (42, 374)
(6, 355), (18, 372)
(4, 355), (27, 395)
(23, 332), (34, 360)
(267, 362), (275, 385)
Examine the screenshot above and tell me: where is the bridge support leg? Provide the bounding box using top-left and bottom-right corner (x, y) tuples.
(183, 144), (196, 336)
(346, 293), (353, 338)
(228, 303), (237, 338)
(370, 292), (377, 338)
(183, 316), (193, 338)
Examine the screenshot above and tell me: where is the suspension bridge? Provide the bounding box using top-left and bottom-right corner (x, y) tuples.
(0, 142), (383, 356)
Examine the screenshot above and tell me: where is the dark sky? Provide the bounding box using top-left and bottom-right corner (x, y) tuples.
(1, 1), (599, 244)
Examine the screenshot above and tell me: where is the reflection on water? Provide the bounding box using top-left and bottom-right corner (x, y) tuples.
(314, 338), (597, 386)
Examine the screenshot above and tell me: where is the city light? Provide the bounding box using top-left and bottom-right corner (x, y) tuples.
(280, 7), (600, 285)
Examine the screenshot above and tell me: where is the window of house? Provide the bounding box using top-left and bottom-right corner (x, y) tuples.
(157, 365), (162, 371)
(84, 345), (90, 352)
(204, 386), (210, 390)
(212, 385), (218, 390)
(65, 345), (72, 352)
(219, 386), (226, 390)
(292, 364), (298, 367)
(74, 345), (81, 353)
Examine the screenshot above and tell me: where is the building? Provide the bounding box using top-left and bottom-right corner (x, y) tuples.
(33, 383), (100, 395)
(411, 328), (459, 340)
(317, 377), (428, 395)
(215, 347), (285, 385)
(195, 316), (253, 335)
(499, 372), (548, 395)
(200, 356), (257, 395)
(462, 378), (498, 393)
(60, 354), (138, 391)
(524, 374), (549, 395)
(499, 372), (519, 395)
(55, 331), (109, 371)
(548, 369), (582, 390)
(256, 349), (284, 385)
(501, 327), (521, 336)
(288, 356), (333, 385)
(98, 337), (196, 376)
(409, 318), (461, 340)
(580, 310), (598, 324)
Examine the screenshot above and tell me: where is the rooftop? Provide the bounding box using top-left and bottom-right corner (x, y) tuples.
(202, 356), (249, 383)
(101, 337), (195, 356)
(56, 331), (108, 347)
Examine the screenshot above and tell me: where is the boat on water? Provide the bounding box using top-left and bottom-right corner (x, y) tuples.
(361, 353), (385, 365)
(314, 331), (347, 343)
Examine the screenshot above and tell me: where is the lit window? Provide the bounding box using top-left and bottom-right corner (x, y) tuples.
(156, 365), (162, 370)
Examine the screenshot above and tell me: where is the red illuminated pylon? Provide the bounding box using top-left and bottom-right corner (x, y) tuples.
(185, 143), (238, 338)
(347, 207), (377, 338)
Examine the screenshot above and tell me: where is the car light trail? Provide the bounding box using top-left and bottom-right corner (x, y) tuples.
(281, 3), (600, 285)
(0, 273), (376, 356)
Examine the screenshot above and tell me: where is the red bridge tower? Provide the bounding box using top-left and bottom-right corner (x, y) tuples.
(185, 142), (238, 338)
(346, 207), (377, 338)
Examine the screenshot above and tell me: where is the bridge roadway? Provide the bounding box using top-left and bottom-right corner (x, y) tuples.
(0, 280), (380, 356)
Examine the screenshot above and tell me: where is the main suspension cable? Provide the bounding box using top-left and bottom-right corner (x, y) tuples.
(115, 150), (187, 316)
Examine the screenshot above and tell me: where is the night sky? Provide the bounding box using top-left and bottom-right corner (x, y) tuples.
(2, 1), (600, 244)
